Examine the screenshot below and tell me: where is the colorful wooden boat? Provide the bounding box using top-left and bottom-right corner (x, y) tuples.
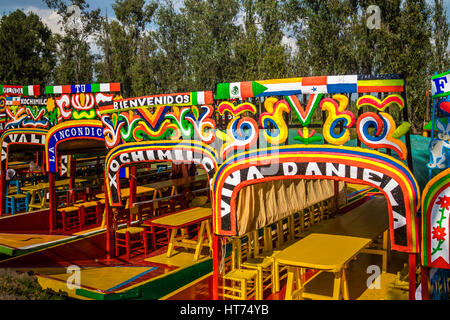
(0, 74), (427, 300)
(419, 70), (450, 300)
(0, 83), (121, 256)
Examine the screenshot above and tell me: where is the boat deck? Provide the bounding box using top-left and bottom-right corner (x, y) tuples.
(164, 249), (410, 300)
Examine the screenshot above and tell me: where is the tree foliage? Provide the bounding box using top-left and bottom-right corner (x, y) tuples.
(0, 10), (55, 84)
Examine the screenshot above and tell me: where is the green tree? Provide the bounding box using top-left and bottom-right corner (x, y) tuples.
(386, 0), (432, 133)
(431, 0), (450, 73)
(96, 0), (157, 96)
(44, 0), (102, 84)
(182, 0), (240, 89)
(232, 0), (288, 81)
(285, 0), (357, 76)
(152, 0), (191, 92)
(0, 10), (55, 85)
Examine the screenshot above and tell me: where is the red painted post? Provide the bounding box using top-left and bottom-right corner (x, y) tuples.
(0, 169), (5, 216)
(212, 233), (220, 300)
(49, 172), (56, 232)
(103, 177), (113, 264)
(421, 266), (430, 300)
(69, 157), (76, 189)
(333, 180), (339, 211)
(129, 166), (137, 209)
(409, 253), (416, 300)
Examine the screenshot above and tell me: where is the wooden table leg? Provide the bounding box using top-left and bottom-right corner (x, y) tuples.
(194, 221), (206, 261)
(382, 230), (389, 273)
(285, 266), (295, 300)
(341, 268), (349, 300)
(274, 260), (280, 292)
(332, 271), (342, 300)
(28, 191), (36, 211)
(285, 266), (303, 300)
(166, 228), (178, 257)
(205, 219), (213, 254)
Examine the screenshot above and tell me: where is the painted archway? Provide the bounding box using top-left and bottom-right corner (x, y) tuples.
(105, 140), (218, 206)
(0, 128), (48, 169)
(212, 144), (420, 253)
(421, 168), (450, 268)
(45, 120), (105, 173)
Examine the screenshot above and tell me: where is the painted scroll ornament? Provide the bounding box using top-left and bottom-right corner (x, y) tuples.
(259, 97), (290, 145)
(5, 107), (27, 129)
(357, 112), (408, 160)
(218, 100), (259, 159)
(165, 106), (193, 139)
(220, 116), (259, 159)
(71, 93), (96, 119)
(55, 94), (72, 120)
(185, 105), (216, 144)
(356, 94), (405, 111)
(102, 113), (126, 148)
(218, 101), (257, 116)
(22, 107), (49, 128)
(320, 94), (355, 145)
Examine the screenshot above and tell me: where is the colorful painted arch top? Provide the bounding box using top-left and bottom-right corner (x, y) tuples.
(421, 169), (450, 268)
(45, 83), (121, 95)
(212, 144), (420, 253)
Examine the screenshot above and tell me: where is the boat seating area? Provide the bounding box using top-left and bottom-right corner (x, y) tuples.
(219, 195), (391, 300)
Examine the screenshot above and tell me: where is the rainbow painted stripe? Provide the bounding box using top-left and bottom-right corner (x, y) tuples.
(212, 145), (419, 253)
(356, 94), (405, 111)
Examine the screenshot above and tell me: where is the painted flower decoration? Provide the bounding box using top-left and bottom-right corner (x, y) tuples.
(437, 195), (450, 211)
(432, 226), (447, 242)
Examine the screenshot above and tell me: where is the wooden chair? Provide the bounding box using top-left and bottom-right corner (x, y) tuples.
(238, 231), (275, 300)
(114, 208), (148, 260)
(5, 194), (29, 215)
(75, 201), (102, 227)
(5, 180), (29, 215)
(56, 190), (82, 232)
(221, 238), (259, 300)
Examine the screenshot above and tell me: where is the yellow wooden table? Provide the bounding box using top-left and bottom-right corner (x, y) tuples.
(276, 233), (371, 300)
(95, 186), (155, 206)
(7, 162), (30, 170)
(23, 178), (88, 211)
(143, 207), (212, 261)
(143, 174), (208, 197)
